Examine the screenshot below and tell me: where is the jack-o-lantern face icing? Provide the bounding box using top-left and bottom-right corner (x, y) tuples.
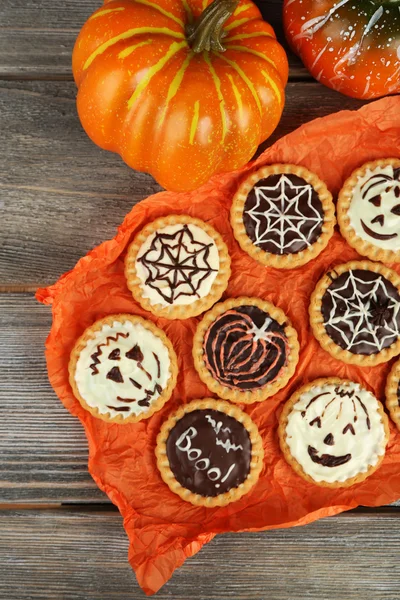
(348, 165), (400, 250)
(203, 305), (289, 390)
(135, 223), (220, 308)
(166, 408), (251, 497)
(285, 382), (387, 484)
(74, 318), (172, 419)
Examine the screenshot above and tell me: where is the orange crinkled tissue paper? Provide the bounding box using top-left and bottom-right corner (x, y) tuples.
(37, 96), (400, 596)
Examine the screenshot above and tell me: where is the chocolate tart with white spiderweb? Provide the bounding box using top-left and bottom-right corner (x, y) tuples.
(310, 260), (400, 366)
(230, 164), (335, 269)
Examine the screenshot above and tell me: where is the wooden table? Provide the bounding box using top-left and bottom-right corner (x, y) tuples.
(1, 1), (399, 598)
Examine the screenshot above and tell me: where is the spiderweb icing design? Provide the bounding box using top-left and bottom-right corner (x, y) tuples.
(136, 224), (219, 306)
(242, 174), (324, 255)
(321, 269), (400, 355)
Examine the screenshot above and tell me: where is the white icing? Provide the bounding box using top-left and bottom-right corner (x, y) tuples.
(216, 438), (243, 453)
(285, 382), (386, 483)
(75, 319), (171, 419)
(250, 317), (272, 342)
(246, 175), (323, 254)
(324, 270), (400, 353)
(135, 223), (220, 307)
(205, 414), (231, 435)
(348, 164), (400, 250)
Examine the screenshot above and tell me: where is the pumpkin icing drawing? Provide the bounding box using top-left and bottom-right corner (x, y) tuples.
(72, 0), (288, 191)
(193, 296), (299, 403)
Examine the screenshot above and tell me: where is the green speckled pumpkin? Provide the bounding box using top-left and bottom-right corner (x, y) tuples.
(284, 0), (400, 99)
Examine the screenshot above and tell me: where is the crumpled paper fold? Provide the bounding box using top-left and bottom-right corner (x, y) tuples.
(37, 96), (400, 595)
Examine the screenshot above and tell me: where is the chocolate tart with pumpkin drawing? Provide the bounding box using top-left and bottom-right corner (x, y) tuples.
(156, 398), (264, 507)
(125, 214), (231, 320)
(279, 378), (389, 488)
(69, 314), (178, 423)
(193, 297), (299, 403)
(338, 158), (400, 263)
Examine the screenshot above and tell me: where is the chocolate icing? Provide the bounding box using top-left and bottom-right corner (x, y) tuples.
(242, 173), (324, 255)
(203, 305), (288, 390)
(308, 446), (352, 467)
(166, 409), (251, 497)
(321, 269), (400, 355)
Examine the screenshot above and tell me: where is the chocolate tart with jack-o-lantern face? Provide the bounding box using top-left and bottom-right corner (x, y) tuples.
(385, 358), (400, 432)
(69, 314), (178, 423)
(310, 260), (400, 366)
(279, 378), (390, 488)
(338, 158), (400, 263)
(156, 398), (264, 507)
(193, 296), (299, 404)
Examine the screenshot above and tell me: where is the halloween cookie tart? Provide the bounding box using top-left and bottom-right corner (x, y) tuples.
(385, 359), (400, 431)
(338, 158), (400, 263)
(279, 378), (389, 488)
(69, 314), (178, 423)
(193, 297), (299, 403)
(231, 164), (335, 269)
(125, 215), (231, 319)
(310, 261), (400, 366)
(156, 398), (264, 507)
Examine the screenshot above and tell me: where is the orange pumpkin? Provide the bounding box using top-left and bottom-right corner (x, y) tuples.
(72, 0), (288, 192)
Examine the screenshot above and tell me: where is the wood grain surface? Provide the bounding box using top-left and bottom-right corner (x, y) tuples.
(1, 509), (400, 600)
(1, 0), (399, 597)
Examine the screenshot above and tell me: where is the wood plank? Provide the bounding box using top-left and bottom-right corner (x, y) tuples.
(0, 79), (364, 287)
(0, 0), (308, 78)
(0, 294), (106, 502)
(1, 508), (400, 599)
(1, 293), (399, 507)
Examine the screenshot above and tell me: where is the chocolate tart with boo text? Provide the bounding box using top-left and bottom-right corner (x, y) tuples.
(279, 378), (389, 488)
(156, 399), (264, 507)
(338, 158), (400, 264)
(193, 296), (299, 404)
(385, 359), (400, 432)
(310, 260), (400, 366)
(230, 164), (335, 269)
(69, 314), (178, 424)
(125, 214), (231, 320)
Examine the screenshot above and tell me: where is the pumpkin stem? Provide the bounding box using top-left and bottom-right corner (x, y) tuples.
(186, 0), (239, 53)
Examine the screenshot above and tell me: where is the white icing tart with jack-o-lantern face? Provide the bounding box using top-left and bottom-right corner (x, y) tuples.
(69, 314), (178, 423)
(338, 158), (400, 263)
(279, 378), (389, 488)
